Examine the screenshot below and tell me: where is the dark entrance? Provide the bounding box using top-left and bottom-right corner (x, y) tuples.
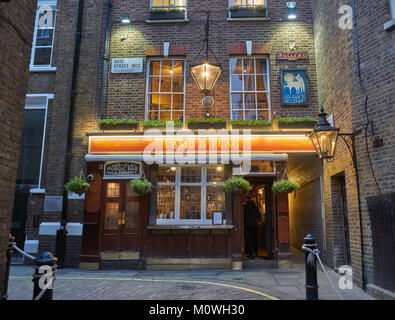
(11, 188), (30, 262)
(243, 177), (274, 260)
(101, 181), (141, 253)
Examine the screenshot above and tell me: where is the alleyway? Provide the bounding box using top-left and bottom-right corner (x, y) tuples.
(7, 249), (374, 300)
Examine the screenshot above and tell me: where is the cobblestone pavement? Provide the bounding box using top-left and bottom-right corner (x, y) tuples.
(7, 263), (374, 300)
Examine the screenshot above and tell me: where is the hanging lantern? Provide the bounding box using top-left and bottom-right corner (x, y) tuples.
(190, 11), (222, 96)
(309, 107), (340, 160)
(190, 61), (222, 95)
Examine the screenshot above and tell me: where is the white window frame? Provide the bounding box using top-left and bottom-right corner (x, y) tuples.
(30, 0), (57, 72)
(228, 0), (266, 8)
(156, 166), (225, 225)
(229, 56), (271, 121)
(150, 0), (188, 19)
(145, 58), (186, 121)
(24, 94), (54, 193)
(384, 0), (395, 30)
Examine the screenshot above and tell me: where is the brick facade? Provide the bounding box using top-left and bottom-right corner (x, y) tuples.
(312, 0), (395, 292)
(0, 0), (37, 298)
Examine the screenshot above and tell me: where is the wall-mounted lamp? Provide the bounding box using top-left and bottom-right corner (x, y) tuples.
(121, 13), (130, 24)
(286, 2), (297, 20)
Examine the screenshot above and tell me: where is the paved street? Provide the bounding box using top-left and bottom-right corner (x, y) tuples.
(7, 254), (374, 300)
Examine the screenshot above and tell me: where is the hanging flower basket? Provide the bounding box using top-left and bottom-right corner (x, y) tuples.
(224, 176), (252, 194)
(272, 179), (300, 194)
(130, 177), (152, 196)
(65, 176), (90, 196)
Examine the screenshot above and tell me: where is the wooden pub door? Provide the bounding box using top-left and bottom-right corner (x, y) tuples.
(101, 181), (141, 253)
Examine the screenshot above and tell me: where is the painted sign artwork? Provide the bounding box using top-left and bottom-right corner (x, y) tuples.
(281, 70), (308, 105)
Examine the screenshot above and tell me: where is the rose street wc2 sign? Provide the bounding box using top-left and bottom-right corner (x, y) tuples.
(111, 58), (143, 73)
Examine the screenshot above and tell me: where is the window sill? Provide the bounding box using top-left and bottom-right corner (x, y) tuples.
(30, 66), (57, 72)
(147, 225), (234, 230)
(146, 19), (189, 23)
(227, 17), (270, 21)
(30, 188), (46, 194)
(384, 19), (395, 31)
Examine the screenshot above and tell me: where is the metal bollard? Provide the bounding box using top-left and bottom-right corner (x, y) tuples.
(1, 234), (15, 300)
(32, 252), (57, 300)
(303, 234), (319, 300)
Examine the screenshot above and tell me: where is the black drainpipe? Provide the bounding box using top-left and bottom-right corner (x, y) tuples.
(98, 0), (111, 118)
(56, 0), (84, 269)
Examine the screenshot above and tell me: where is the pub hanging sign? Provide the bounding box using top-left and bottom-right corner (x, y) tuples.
(104, 161), (141, 179)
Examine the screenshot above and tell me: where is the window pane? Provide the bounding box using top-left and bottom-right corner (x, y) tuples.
(149, 77), (160, 92)
(231, 75), (243, 91)
(254, 0), (265, 6)
(106, 183), (120, 197)
(172, 111), (183, 120)
(159, 105), (172, 120)
(38, 7), (56, 28)
(157, 185), (176, 220)
(173, 60), (184, 75)
(257, 92), (268, 104)
(149, 94), (160, 106)
(206, 186), (225, 220)
(256, 75), (268, 91)
(104, 203), (119, 229)
(152, 0), (162, 6)
(16, 109), (45, 185)
(244, 75), (255, 91)
(232, 110), (244, 120)
(160, 77), (171, 92)
(181, 167), (201, 183)
(207, 166), (225, 183)
(150, 61), (161, 75)
(172, 77), (184, 92)
(230, 58), (243, 74)
(257, 109), (269, 120)
(245, 110), (257, 120)
(34, 48), (52, 65)
(231, 93), (243, 109)
(158, 166), (176, 183)
(160, 94), (171, 105)
(256, 59), (267, 74)
(125, 201), (139, 228)
(161, 61), (172, 76)
(244, 93), (255, 108)
(173, 94), (184, 105)
(180, 186), (201, 219)
(36, 29), (53, 46)
(243, 59), (254, 74)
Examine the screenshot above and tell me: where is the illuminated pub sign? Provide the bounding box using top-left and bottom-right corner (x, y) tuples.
(89, 134), (315, 154)
(104, 161), (141, 178)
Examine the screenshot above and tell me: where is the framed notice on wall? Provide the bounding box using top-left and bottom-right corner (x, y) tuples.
(212, 211), (224, 225)
(280, 69), (309, 106)
(104, 161), (141, 179)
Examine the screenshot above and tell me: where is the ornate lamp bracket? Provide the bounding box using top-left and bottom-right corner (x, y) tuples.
(339, 133), (357, 169)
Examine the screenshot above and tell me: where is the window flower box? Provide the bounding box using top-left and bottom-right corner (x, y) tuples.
(230, 120), (272, 131)
(142, 120), (184, 131)
(276, 117), (316, 130)
(229, 6), (267, 19)
(99, 118), (138, 131)
(149, 10), (186, 20)
(187, 119), (227, 130)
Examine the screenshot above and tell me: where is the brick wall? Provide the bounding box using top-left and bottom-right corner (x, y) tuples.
(312, 0), (395, 289)
(0, 0), (37, 298)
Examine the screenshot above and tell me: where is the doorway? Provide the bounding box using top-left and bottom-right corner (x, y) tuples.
(101, 181), (141, 253)
(243, 177), (274, 260)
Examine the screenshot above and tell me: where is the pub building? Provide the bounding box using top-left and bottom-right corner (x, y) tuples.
(18, 0), (325, 271)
